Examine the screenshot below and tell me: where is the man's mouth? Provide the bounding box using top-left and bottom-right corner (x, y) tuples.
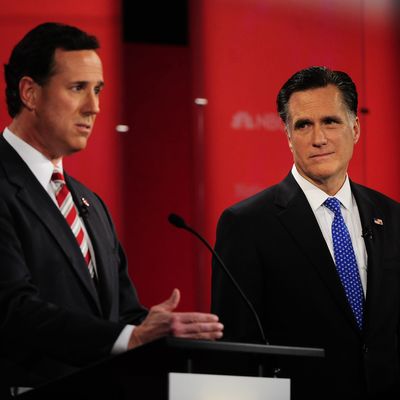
(75, 123), (91, 133)
(310, 152), (333, 159)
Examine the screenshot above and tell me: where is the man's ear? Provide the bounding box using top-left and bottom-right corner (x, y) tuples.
(352, 116), (361, 144)
(19, 76), (38, 111)
(286, 128), (293, 152)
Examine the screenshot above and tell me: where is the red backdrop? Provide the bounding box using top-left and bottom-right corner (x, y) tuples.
(121, 43), (198, 309)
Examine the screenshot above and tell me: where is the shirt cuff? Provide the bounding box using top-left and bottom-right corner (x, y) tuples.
(111, 325), (135, 355)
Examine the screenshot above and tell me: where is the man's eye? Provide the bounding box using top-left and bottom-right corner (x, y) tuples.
(324, 118), (340, 125)
(71, 85), (83, 92)
(295, 122), (309, 130)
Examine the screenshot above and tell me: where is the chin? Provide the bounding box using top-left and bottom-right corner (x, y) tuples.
(65, 143), (88, 156)
(309, 164), (337, 176)
(75, 137), (89, 149)
(305, 169), (336, 183)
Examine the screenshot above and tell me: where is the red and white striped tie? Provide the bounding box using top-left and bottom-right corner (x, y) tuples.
(51, 169), (95, 278)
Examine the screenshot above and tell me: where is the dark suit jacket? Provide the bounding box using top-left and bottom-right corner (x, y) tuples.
(211, 172), (400, 400)
(0, 136), (148, 389)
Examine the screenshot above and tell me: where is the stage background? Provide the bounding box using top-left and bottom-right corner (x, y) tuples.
(0, 0), (399, 311)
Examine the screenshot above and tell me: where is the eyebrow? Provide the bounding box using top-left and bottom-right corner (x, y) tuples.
(293, 118), (312, 129)
(293, 115), (343, 129)
(71, 80), (105, 88)
(322, 115), (342, 123)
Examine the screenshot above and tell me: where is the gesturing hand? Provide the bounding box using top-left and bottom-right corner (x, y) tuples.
(128, 288), (223, 349)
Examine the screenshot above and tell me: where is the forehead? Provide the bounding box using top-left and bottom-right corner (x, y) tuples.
(52, 49), (103, 81)
(287, 85), (347, 121)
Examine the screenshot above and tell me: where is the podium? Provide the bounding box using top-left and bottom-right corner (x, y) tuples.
(19, 338), (324, 399)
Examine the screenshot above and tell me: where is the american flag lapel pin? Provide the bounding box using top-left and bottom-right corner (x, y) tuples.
(81, 197), (90, 207)
(373, 218), (383, 226)
(80, 197), (90, 216)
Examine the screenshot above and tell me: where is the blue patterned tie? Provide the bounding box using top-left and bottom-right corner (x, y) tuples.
(324, 197), (364, 330)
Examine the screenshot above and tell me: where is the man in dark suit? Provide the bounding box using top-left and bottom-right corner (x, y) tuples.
(0, 22), (223, 395)
(211, 66), (400, 399)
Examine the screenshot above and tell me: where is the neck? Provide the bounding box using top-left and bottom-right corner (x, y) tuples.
(295, 168), (346, 196)
(313, 178), (345, 196)
(8, 117), (63, 166)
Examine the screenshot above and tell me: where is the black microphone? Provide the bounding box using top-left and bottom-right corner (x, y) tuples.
(168, 213), (268, 345)
(361, 225), (373, 240)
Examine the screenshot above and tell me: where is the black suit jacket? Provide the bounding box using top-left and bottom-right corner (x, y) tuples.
(211, 172), (400, 399)
(0, 136), (148, 388)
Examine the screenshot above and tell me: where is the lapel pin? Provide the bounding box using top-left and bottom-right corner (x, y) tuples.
(81, 197), (90, 207)
(373, 218), (383, 226)
(80, 197), (90, 217)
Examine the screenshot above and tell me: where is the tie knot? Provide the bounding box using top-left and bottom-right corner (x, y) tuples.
(51, 169), (65, 185)
(324, 197), (342, 215)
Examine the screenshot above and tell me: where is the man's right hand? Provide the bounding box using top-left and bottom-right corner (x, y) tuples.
(128, 288), (223, 349)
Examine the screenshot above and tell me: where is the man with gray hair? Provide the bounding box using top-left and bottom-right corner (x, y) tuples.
(212, 66), (400, 399)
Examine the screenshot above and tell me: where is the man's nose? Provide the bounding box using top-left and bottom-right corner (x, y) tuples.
(312, 125), (327, 146)
(82, 91), (100, 115)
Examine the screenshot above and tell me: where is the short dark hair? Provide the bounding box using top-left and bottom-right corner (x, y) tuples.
(276, 66), (358, 125)
(4, 22), (100, 118)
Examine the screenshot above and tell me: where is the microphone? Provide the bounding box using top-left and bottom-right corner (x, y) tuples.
(168, 213), (268, 345)
(361, 225), (373, 240)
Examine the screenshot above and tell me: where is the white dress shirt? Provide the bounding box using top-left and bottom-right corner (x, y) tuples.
(291, 165), (368, 296)
(3, 127), (134, 354)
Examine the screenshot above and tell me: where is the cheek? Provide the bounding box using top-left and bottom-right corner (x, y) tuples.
(341, 137), (355, 156)
(48, 94), (77, 115)
(290, 141), (306, 159)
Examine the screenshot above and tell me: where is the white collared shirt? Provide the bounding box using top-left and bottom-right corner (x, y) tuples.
(291, 165), (368, 296)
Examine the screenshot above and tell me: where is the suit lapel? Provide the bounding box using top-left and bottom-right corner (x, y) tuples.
(67, 177), (115, 318)
(350, 183), (385, 336)
(0, 137), (102, 314)
(274, 174), (361, 331)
